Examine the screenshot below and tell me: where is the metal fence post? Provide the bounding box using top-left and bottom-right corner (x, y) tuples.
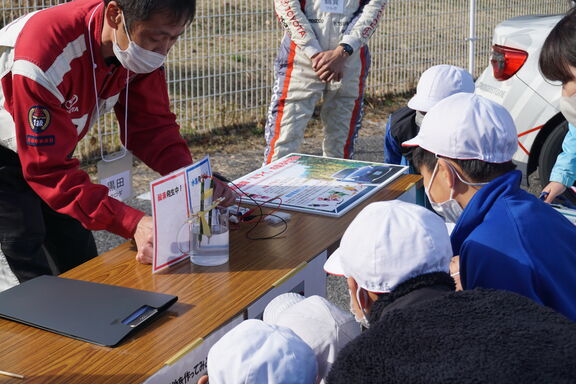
(468, 0), (477, 75)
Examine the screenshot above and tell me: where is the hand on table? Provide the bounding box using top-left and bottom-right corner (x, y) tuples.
(134, 216), (153, 264)
(541, 181), (567, 203)
(312, 47), (349, 82)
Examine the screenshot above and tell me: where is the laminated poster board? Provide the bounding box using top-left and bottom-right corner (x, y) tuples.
(231, 154), (408, 217)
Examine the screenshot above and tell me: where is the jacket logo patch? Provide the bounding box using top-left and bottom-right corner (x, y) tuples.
(26, 135), (55, 146)
(65, 95), (79, 113)
(28, 106), (51, 133)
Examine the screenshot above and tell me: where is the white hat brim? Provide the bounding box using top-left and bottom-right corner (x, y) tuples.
(401, 136), (421, 147)
(323, 247), (346, 276)
(407, 95), (439, 112)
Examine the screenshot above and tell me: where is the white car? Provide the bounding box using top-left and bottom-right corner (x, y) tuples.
(475, 12), (575, 201)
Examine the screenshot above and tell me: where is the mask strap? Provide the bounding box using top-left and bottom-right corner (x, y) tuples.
(112, 11), (132, 49)
(427, 161), (440, 192)
(438, 156), (489, 187)
(120, 12), (133, 45)
(356, 286), (368, 317)
(88, 5), (129, 163)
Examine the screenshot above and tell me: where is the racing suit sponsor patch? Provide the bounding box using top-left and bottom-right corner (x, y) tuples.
(26, 134), (55, 146)
(278, 0), (307, 37)
(321, 0), (344, 14)
(28, 106), (51, 133)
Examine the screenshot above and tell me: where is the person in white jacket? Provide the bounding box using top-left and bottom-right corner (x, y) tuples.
(264, 0), (387, 164)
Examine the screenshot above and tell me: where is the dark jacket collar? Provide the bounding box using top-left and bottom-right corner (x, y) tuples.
(369, 272), (455, 323)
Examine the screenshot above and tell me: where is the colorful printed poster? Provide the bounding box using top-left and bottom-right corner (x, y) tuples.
(231, 154), (407, 217)
(151, 156), (212, 273)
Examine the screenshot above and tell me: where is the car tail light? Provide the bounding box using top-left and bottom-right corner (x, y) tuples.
(490, 45), (528, 81)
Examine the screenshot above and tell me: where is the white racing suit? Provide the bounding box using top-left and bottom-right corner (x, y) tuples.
(265, 0), (387, 163)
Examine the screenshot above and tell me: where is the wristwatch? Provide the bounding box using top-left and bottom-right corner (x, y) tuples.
(339, 43), (354, 56)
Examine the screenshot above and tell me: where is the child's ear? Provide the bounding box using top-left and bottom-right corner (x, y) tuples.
(438, 159), (456, 189)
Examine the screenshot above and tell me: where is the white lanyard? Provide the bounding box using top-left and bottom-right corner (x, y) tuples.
(87, 3), (129, 162)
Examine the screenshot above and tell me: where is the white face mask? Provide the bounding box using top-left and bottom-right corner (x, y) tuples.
(349, 288), (370, 329)
(112, 13), (166, 74)
(415, 110), (425, 127)
(559, 95), (576, 127)
(425, 160), (488, 224)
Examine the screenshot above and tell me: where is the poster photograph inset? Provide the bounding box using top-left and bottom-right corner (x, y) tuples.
(231, 154), (408, 217)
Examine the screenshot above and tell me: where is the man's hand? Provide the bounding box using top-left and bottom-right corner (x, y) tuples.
(311, 51), (324, 72)
(213, 177), (237, 206)
(312, 46), (349, 82)
(134, 216), (154, 264)
(541, 181), (567, 203)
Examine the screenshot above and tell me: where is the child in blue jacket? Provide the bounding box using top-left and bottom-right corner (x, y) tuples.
(404, 93), (576, 322)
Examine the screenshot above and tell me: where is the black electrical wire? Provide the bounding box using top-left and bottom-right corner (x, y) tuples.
(226, 179), (289, 240)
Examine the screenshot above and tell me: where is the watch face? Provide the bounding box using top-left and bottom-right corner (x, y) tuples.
(340, 43), (353, 55)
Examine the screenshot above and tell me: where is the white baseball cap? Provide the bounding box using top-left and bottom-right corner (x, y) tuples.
(407, 65), (475, 112)
(263, 292), (306, 324)
(324, 200), (452, 293)
(403, 93), (518, 163)
(207, 319), (317, 384)
(263, 294), (361, 381)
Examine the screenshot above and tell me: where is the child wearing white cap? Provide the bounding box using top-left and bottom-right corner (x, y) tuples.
(323, 200), (455, 329)
(328, 285), (576, 384)
(198, 319), (317, 384)
(403, 92), (576, 321)
(384, 65), (475, 167)
(263, 293), (361, 384)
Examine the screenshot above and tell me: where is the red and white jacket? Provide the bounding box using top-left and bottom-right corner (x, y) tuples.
(0, 0), (192, 239)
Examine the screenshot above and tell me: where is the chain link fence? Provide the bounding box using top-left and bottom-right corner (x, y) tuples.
(0, 0), (571, 161)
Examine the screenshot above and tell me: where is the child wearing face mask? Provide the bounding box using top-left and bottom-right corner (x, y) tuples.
(404, 93), (576, 321)
(328, 284), (576, 384)
(323, 200), (455, 331)
(538, 9), (576, 204)
(326, 202), (576, 384)
(384, 65), (475, 168)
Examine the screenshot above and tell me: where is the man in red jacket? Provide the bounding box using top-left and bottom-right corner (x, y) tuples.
(0, 0), (232, 282)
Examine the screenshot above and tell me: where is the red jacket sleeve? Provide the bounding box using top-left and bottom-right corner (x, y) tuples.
(115, 67), (193, 176)
(12, 74), (145, 239)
